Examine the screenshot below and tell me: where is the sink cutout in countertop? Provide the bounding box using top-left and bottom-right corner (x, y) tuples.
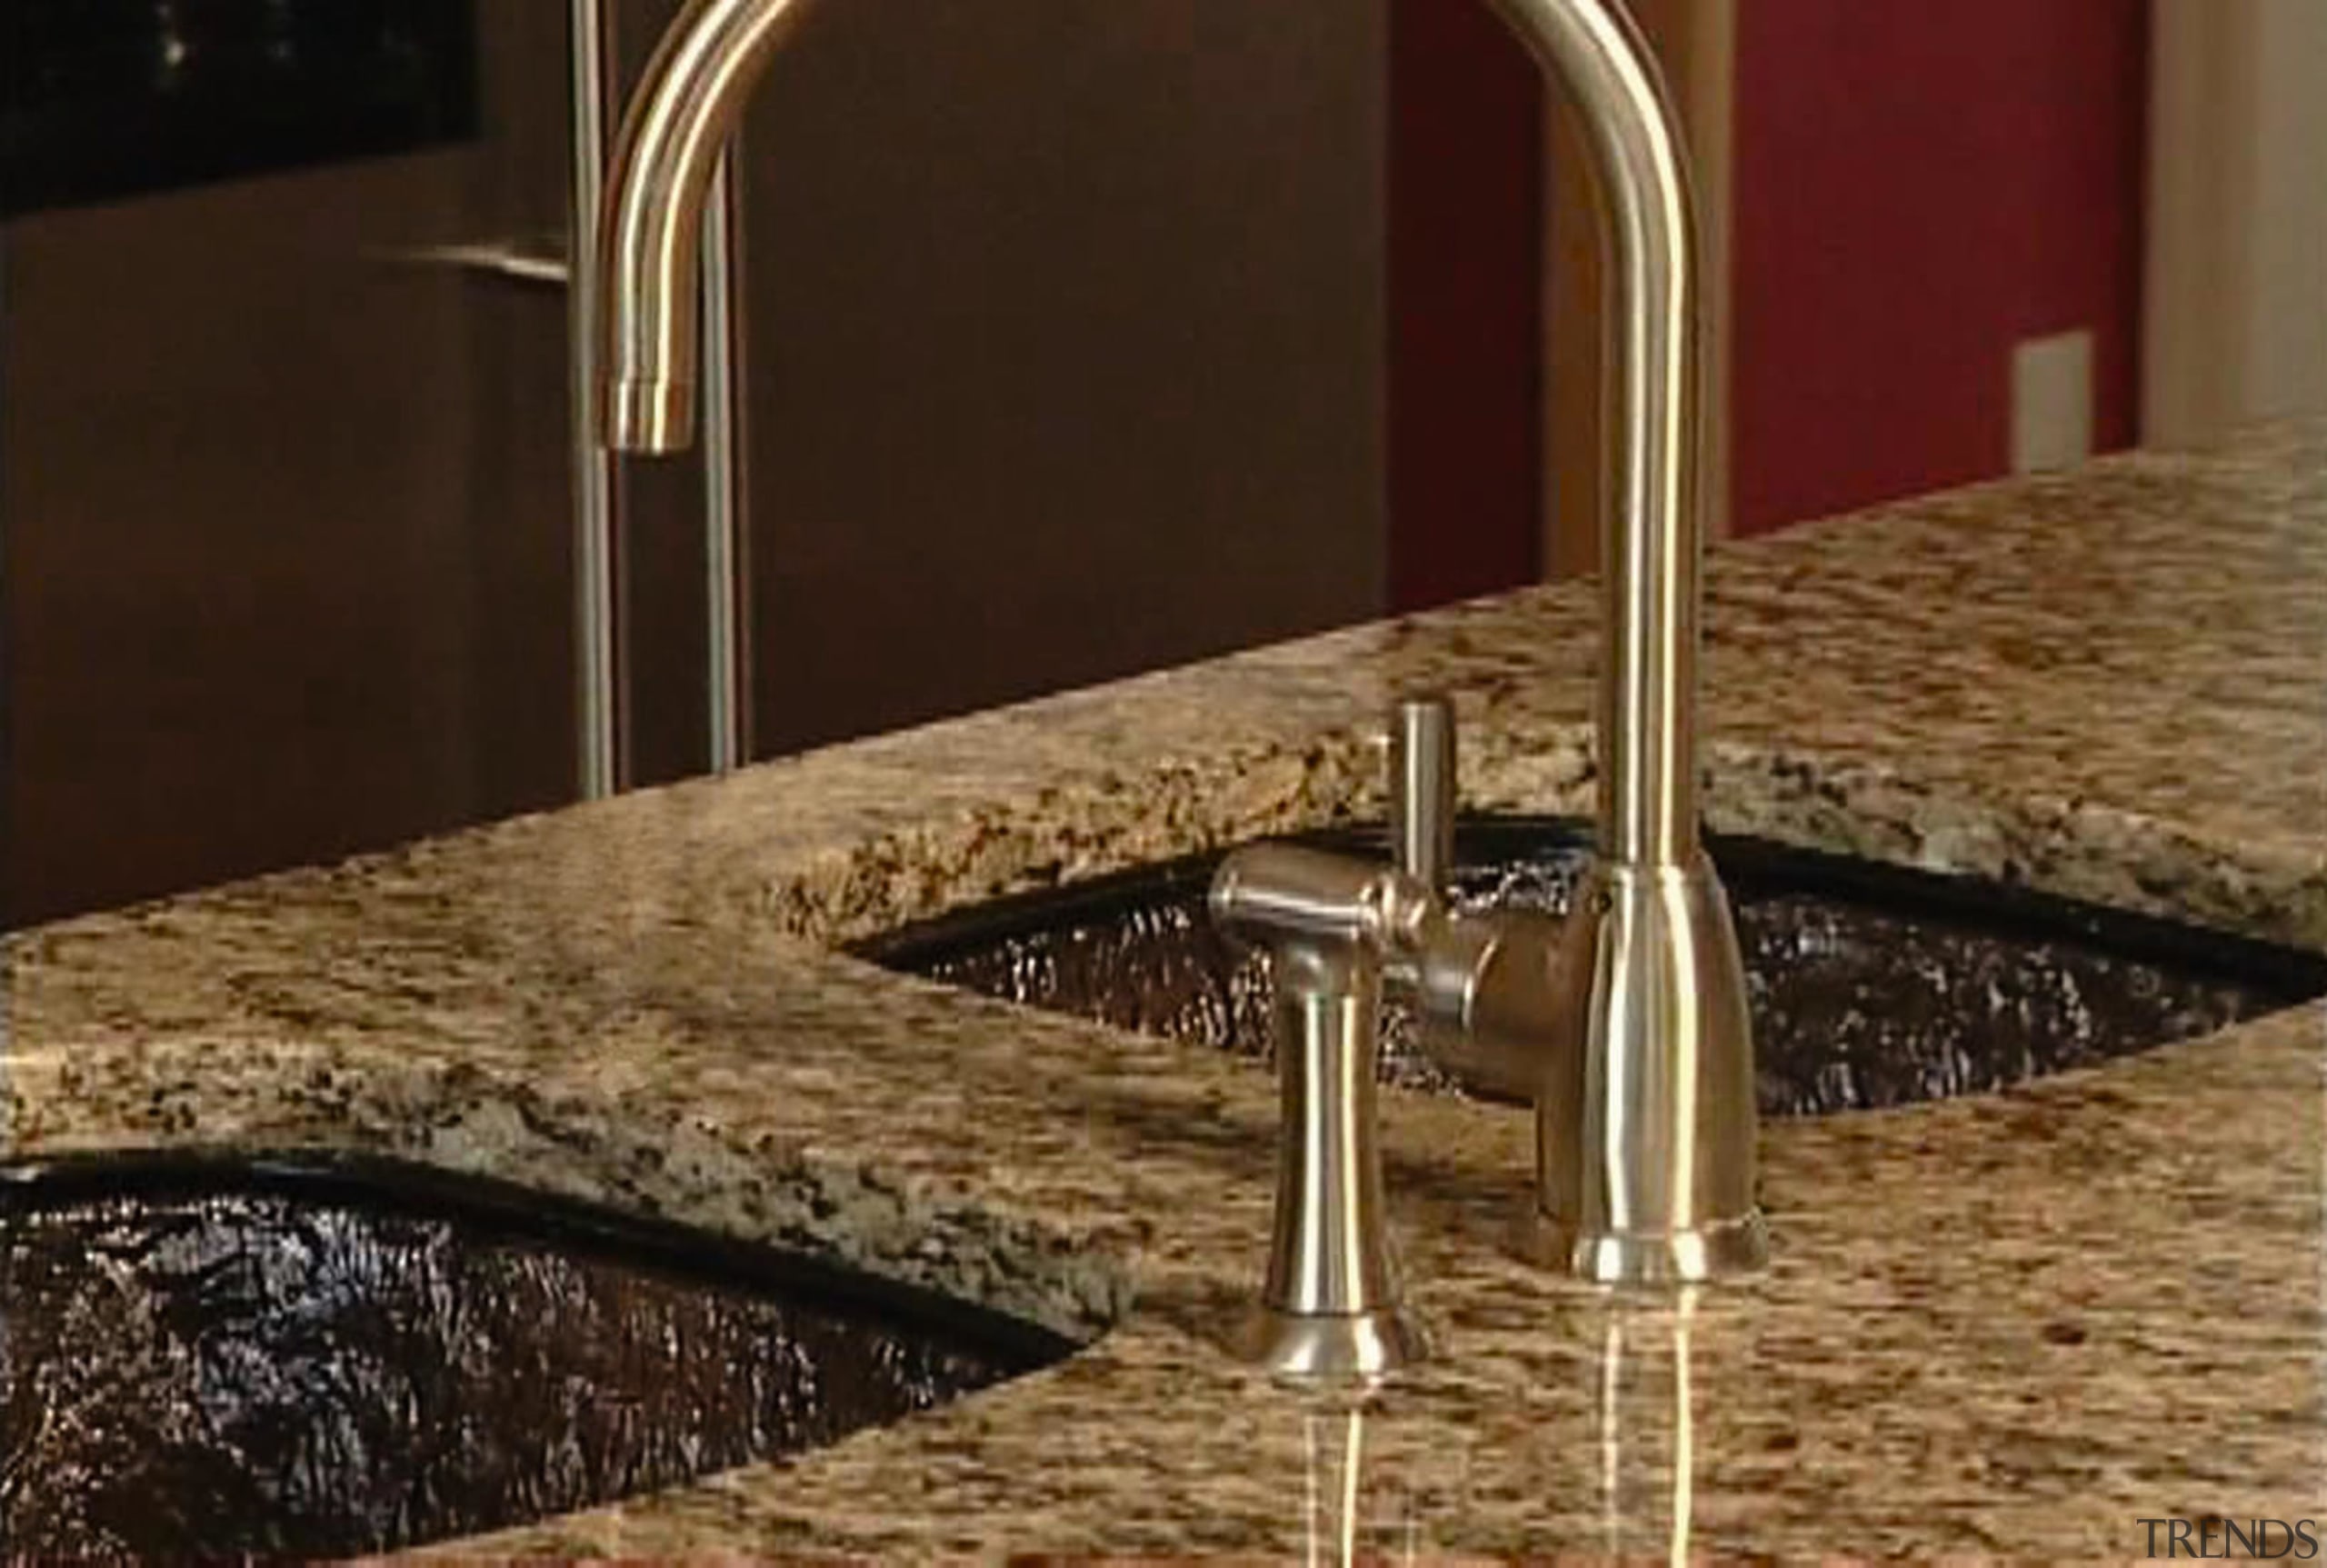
(0, 1154), (1078, 1559)
(861, 816), (2327, 1114)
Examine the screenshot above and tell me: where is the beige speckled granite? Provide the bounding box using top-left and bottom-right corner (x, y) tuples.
(5, 423), (2323, 1560)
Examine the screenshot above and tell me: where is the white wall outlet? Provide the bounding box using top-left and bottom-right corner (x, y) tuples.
(2012, 329), (2096, 474)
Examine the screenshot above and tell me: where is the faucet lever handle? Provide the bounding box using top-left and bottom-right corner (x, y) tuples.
(1389, 694), (1457, 894)
(1383, 693), (1572, 1105)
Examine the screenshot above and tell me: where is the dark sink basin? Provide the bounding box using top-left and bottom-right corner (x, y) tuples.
(859, 817), (2327, 1114)
(0, 1154), (1075, 1558)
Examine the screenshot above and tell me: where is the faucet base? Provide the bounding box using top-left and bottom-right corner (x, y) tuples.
(1527, 854), (1763, 1284)
(1515, 1206), (1768, 1286)
(1238, 1305), (1431, 1385)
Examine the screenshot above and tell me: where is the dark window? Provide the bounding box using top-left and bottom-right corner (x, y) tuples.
(2, 1), (478, 217)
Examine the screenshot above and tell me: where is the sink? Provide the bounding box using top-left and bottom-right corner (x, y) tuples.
(860, 816), (2327, 1114)
(0, 1153), (1075, 1557)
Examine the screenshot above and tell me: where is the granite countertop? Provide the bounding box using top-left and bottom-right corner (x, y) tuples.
(6, 423), (2322, 1559)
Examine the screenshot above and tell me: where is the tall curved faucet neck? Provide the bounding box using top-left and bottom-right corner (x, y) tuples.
(597, 0), (814, 454)
(595, 0), (1706, 868)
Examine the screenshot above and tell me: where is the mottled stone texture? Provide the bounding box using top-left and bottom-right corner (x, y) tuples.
(5, 423), (2322, 1559)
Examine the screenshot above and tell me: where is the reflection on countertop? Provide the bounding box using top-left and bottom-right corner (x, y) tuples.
(5, 421), (2324, 1557)
(1275, 1297), (1713, 1565)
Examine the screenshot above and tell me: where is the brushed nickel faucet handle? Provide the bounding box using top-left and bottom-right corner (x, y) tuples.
(1383, 694), (1574, 1105)
(1389, 694), (1457, 894)
(1212, 845), (1431, 1384)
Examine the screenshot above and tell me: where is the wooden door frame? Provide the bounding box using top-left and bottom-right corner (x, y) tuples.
(1543, 0), (1736, 577)
(2142, 0), (2327, 444)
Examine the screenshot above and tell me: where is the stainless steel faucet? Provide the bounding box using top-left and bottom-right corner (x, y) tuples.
(590, 0), (1763, 1380)
(1215, 0), (1764, 1376)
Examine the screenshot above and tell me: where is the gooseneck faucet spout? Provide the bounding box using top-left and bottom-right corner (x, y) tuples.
(597, 0), (817, 454)
(1506, 0), (1706, 874)
(596, 0), (1703, 872)
(595, 0), (1761, 1312)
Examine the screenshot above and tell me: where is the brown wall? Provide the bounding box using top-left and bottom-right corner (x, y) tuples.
(0, 155), (562, 925)
(3, 3), (1387, 926)
(724, 0), (1386, 753)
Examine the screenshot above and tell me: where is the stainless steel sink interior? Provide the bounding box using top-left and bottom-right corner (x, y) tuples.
(0, 1153), (1076, 1558)
(860, 816), (2327, 1114)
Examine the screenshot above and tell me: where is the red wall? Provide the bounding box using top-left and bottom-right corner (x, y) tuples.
(1729, 0), (2150, 535)
(1385, 0), (1542, 612)
(1384, 1), (2151, 577)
